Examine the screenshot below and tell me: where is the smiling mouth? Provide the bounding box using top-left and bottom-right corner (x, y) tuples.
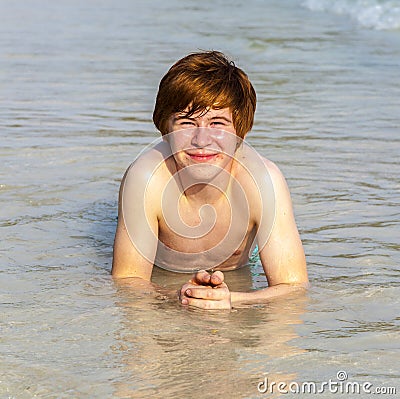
(186, 151), (219, 162)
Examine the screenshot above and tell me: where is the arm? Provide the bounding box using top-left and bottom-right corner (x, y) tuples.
(112, 214), (154, 280)
(231, 161), (308, 305)
(111, 162), (158, 280)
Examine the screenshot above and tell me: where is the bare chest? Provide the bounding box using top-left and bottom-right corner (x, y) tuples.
(156, 196), (256, 272)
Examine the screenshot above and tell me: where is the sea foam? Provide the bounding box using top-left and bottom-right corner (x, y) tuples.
(303, 0), (400, 30)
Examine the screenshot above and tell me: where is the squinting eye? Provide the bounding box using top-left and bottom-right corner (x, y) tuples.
(179, 121), (196, 126)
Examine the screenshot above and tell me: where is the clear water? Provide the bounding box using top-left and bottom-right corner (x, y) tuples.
(1, 0), (399, 398)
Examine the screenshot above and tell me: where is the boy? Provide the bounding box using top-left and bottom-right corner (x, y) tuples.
(112, 51), (308, 309)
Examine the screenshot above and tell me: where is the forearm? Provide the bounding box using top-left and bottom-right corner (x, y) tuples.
(112, 276), (178, 300)
(230, 283), (308, 306)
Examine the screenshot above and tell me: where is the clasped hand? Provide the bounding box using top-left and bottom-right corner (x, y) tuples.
(178, 270), (231, 310)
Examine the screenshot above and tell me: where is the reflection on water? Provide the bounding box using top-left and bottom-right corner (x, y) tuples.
(1, 0), (399, 397)
(112, 280), (307, 399)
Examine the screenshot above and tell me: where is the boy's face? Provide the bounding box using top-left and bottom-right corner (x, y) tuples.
(165, 107), (240, 180)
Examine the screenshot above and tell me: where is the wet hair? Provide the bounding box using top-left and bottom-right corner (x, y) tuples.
(152, 51), (256, 138)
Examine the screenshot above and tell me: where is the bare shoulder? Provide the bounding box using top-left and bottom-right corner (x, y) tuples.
(259, 156), (292, 199)
(118, 141), (172, 216)
(261, 157), (287, 183)
(236, 150), (290, 200)
(124, 141), (170, 182)
(123, 141), (172, 191)
(243, 154), (294, 233)
(235, 145), (286, 185)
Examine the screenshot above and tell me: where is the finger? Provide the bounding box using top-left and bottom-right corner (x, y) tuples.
(179, 286), (188, 300)
(179, 283), (197, 299)
(185, 285), (228, 300)
(183, 297), (231, 310)
(210, 271), (224, 286)
(194, 270), (211, 285)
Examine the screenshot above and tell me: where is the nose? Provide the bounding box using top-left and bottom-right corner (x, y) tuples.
(192, 128), (212, 147)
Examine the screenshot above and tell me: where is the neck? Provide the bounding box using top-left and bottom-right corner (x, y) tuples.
(183, 181), (228, 206)
(178, 162), (235, 207)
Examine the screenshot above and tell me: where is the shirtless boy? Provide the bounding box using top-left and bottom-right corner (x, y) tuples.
(112, 51), (308, 309)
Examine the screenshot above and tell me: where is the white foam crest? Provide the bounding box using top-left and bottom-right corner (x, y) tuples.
(303, 0), (400, 30)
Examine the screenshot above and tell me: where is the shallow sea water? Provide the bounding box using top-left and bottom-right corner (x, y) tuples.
(1, 0), (399, 398)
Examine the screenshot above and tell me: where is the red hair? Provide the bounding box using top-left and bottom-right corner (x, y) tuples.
(153, 51), (256, 138)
